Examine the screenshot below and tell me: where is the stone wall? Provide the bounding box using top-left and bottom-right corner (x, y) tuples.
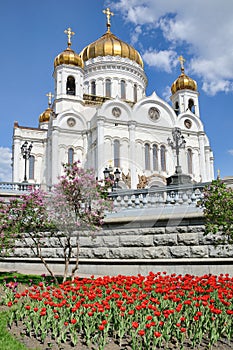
(1, 211), (232, 276)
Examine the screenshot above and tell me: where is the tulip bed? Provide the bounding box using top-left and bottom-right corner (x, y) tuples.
(3, 272), (233, 350)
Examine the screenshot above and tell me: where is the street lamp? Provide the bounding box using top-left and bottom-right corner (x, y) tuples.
(167, 127), (186, 174)
(103, 166), (121, 190)
(21, 141), (33, 182)
(167, 127), (192, 186)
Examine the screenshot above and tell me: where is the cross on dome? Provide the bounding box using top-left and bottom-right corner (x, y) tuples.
(178, 55), (185, 72)
(103, 7), (114, 32)
(46, 92), (54, 107)
(64, 27), (75, 47)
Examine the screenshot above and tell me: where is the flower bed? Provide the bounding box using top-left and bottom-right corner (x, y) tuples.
(3, 272), (233, 349)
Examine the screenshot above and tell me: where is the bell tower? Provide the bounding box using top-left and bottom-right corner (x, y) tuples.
(53, 27), (84, 104)
(170, 56), (200, 118)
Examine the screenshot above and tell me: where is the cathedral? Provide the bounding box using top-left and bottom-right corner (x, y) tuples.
(12, 8), (214, 190)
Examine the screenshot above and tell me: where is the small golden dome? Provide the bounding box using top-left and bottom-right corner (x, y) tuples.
(171, 56), (197, 94)
(54, 47), (84, 69)
(54, 27), (84, 69)
(39, 107), (53, 123)
(80, 31), (144, 68)
(171, 71), (197, 94)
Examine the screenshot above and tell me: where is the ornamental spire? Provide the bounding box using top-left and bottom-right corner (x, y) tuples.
(64, 27), (75, 47)
(178, 55), (185, 73)
(103, 7), (114, 33)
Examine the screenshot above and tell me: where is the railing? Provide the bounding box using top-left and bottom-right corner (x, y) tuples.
(108, 182), (209, 211)
(0, 182), (41, 193)
(0, 181), (208, 211)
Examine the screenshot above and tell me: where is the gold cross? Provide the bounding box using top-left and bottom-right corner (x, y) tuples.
(103, 7), (114, 32)
(178, 55), (185, 71)
(64, 27), (75, 47)
(46, 92), (54, 107)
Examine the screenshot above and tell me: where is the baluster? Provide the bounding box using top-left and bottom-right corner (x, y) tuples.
(128, 195), (133, 208)
(124, 196), (129, 208)
(142, 194), (147, 207)
(135, 195), (140, 208)
(166, 193), (172, 206)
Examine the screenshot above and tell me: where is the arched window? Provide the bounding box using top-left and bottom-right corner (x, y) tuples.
(133, 84), (137, 102)
(120, 80), (126, 99)
(145, 143), (150, 170)
(91, 81), (96, 95)
(187, 148), (192, 174)
(106, 79), (111, 97)
(114, 140), (120, 167)
(175, 101), (179, 115)
(68, 148), (74, 164)
(152, 144), (158, 171)
(188, 99), (195, 113)
(29, 155), (35, 180)
(160, 145), (166, 172)
(66, 76), (75, 95)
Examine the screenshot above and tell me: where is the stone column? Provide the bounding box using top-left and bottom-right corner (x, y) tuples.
(198, 132), (207, 182)
(128, 121), (137, 188)
(96, 79), (104, 96)
(51, 129), (59, 185)
(13, 138), (21, 182)
(112, 78), (119, 99)
(204, 146), (211, 181)
(97, 118), (105, 179)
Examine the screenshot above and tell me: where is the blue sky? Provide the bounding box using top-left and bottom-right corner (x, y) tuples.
(0, 0), (233, 181)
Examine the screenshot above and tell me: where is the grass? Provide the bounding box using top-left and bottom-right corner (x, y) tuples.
(0, 311), (31, 350)
(0, 271), (60, 286)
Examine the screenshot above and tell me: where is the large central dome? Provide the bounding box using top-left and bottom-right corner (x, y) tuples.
(80, 31), (144, 68)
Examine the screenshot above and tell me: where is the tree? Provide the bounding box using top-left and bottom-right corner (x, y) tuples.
(47, 162), (112, 281)
(0, 163), (111, 282)
(0, 190), (56, 278)
(0, 199), (19, 256)
(201, 179), (233, 243)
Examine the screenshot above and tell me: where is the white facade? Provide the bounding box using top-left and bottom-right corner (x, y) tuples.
(12, 23), (214, 189)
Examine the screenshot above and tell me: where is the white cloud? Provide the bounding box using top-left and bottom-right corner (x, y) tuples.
(130, 25), (142, 45)
(142, 49), (177, 73)
(111, 0), (233, 95)
(0, 147), (12, 182)
(162, 85), (172, 103)
(228, 150), (233, 156)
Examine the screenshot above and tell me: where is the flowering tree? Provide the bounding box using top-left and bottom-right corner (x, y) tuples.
(0, 199), (19, 256)
(47, 162), (112, 281)
(0, 190), (55, 276)
(0, 163), (111, 282)
(201, 179), (233, 243)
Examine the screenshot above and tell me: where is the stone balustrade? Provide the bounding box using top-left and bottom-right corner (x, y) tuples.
(0, 182), (41, 200)
(108, 182), (209, 211)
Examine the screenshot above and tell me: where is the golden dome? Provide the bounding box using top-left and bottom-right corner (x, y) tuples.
(171, 56), (197, 94)
(54, 27), (84, 69)
(171, 71), (197, 94)
(80, 31), (144, 68)
(54, 47), (84, 69)
(39, 107), (53, 123)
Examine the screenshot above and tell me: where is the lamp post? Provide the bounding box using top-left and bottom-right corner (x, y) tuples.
(167, 127), (192, 186)
(103, 166), (121, 190)
(21, 141), (33, 182)
(167, 127), (186, 174)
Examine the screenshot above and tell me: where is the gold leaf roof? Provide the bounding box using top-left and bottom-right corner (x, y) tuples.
(80, 31), (144, 68)
(171, 71), (197, 94)
(39, 107), (53, 123)
(54, 47), (84, 69)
